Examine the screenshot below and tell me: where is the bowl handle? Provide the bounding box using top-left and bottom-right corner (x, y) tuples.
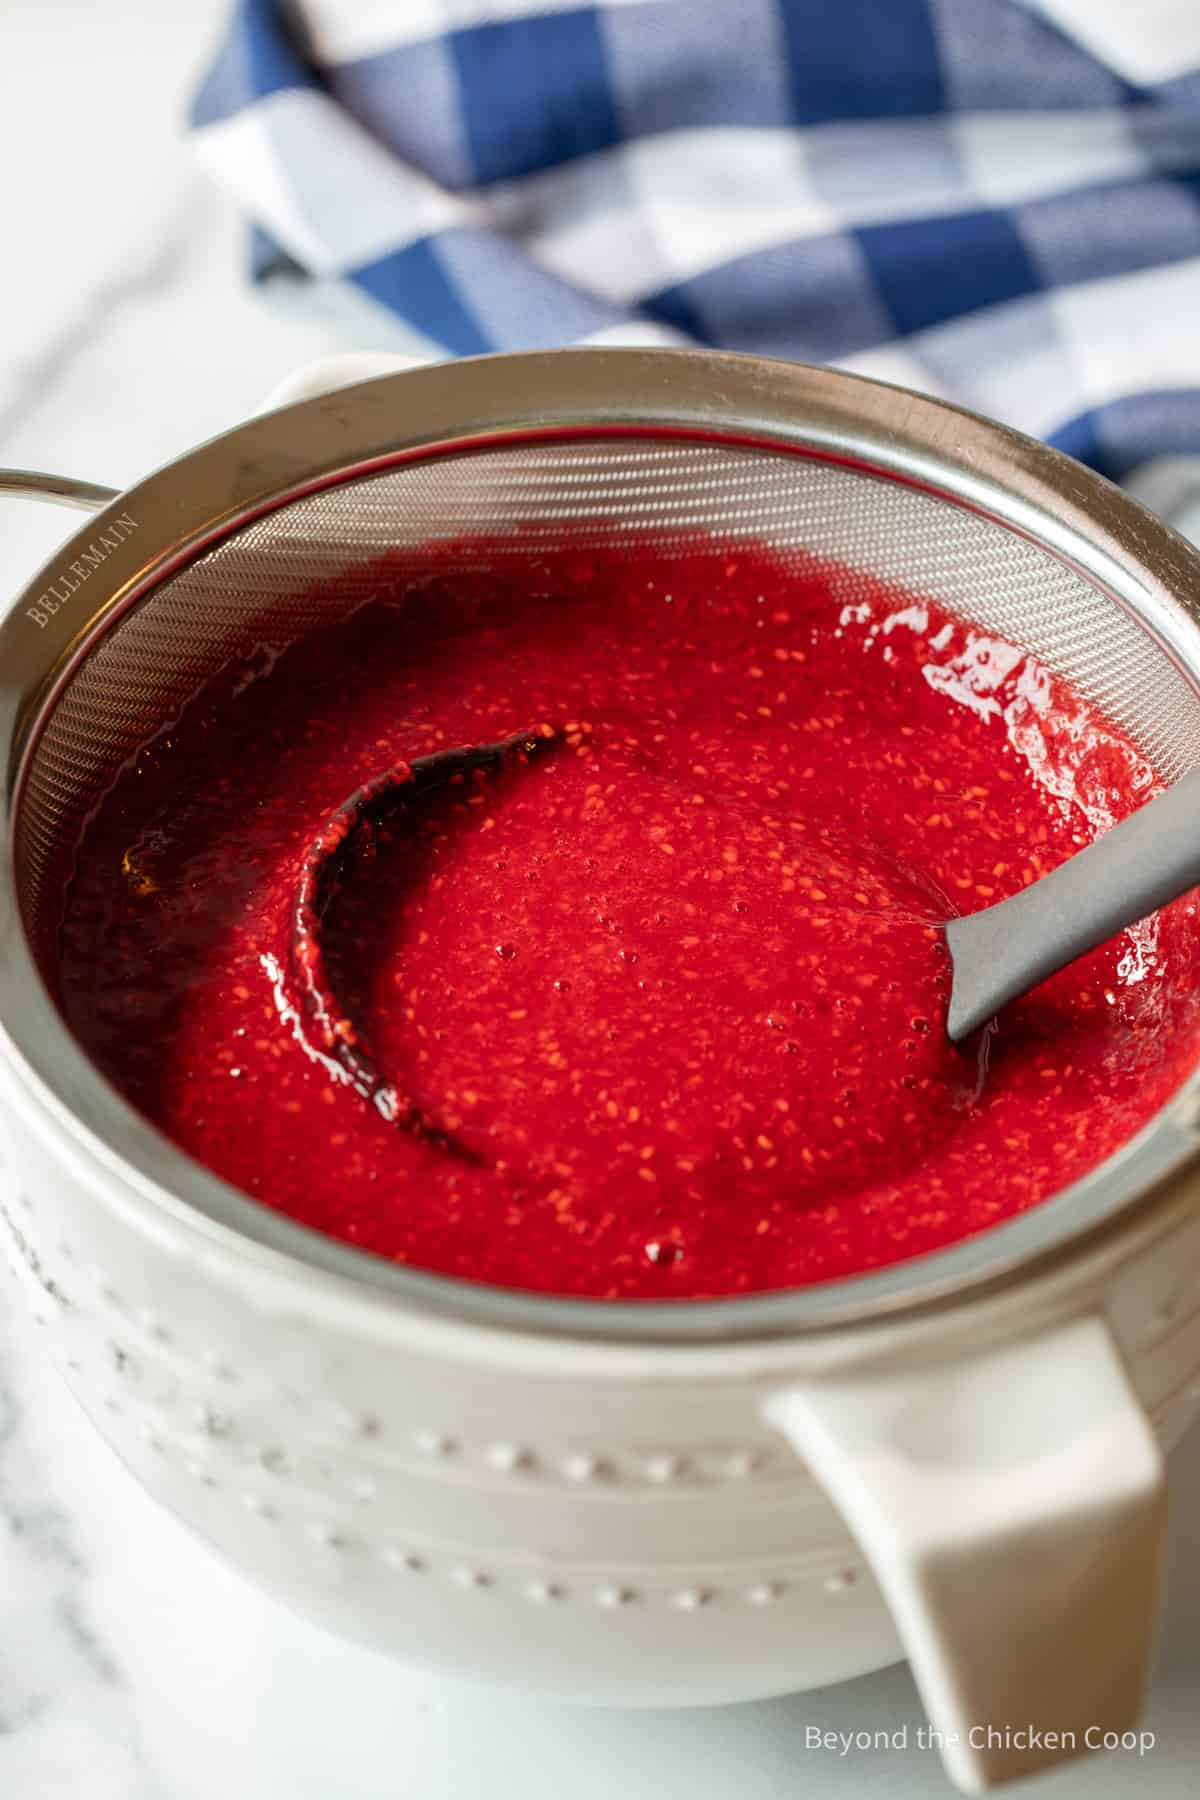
(765, 1312), (1164, 1792)
(0, 356), (425, 515)
(254, 352), (425, 416)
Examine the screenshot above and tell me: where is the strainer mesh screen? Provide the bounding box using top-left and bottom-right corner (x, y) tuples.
(16, 437), (1200, 960)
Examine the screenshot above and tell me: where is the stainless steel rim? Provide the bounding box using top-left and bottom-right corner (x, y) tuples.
(4, 347), (1200, 1344)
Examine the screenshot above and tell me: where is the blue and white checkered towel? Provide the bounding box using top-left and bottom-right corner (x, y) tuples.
(192, 1), (1200, 480)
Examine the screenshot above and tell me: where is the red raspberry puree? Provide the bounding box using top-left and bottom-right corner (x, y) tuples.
(55, 538), (1200, 1298)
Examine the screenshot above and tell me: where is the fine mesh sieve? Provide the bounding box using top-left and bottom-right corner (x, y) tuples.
(7, 349), (1200, 1332)
(17, 437), (1200, 974)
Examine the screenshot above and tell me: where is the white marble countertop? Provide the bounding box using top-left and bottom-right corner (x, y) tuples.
(1, 3), (1198, 1795)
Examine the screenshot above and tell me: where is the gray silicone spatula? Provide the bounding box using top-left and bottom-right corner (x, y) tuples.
(945, 767), (1200, 1041)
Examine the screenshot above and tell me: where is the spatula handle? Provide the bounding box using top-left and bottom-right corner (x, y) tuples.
(945, 765), (1200, 1040)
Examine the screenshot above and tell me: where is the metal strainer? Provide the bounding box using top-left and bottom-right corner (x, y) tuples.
(4, 348), (1200, 1337)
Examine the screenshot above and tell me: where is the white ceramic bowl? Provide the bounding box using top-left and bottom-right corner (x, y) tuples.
(3, 351), (1200, 1793)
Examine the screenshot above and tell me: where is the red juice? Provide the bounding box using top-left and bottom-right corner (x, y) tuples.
(54, 539), (1200, 1297)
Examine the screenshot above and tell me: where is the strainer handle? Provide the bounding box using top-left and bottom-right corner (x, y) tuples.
(0, 469), (119, 513)
(766, 1312), (1164, 1792)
